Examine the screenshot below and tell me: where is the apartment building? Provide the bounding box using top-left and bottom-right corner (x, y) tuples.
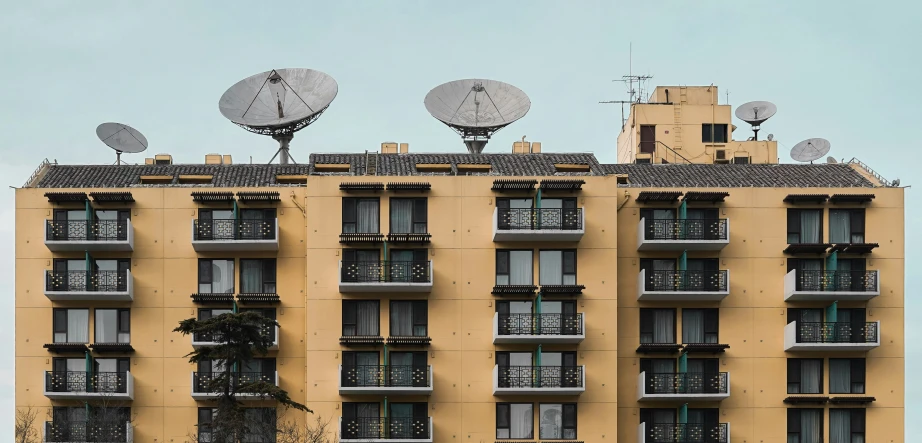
(15, 86), (903, 443)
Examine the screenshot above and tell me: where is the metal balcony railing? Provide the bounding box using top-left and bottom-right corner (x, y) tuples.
(44, 420), (131, 442)
(341, 417), (431, 440)
(643, 219), (728, 241)
(46, 220), (129, 242)
(642, 372), (729, 395)
(643, 270), (728, 292)
(44, 371), (129, 394)
(795, 270), (878, 292)
(497, 313), (583, 336)
(193, 323), (276, 344)
(340, 365), (431, 388)
(644, 423), (729, 443)
(193, 219), (277, 241)
(340, 261), (431, 283)
(45, 270), (129, 292)
(497, 366), (584, 389)
(192, 372), (277, 393)
(795, 322), (879, 344)
(496, 208), (583, 231)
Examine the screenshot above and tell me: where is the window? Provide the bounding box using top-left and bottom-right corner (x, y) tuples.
(640, 308), (676, 344)
(787, 209), (823, 244)
(388, 353), (429, 389)
(239, 308), (277, 342)
(496, 250), (533, 285)
(788, 359), (823, 394)
(95, 309), (130, 344)
(390, 301), (427, 337)
(390, 198), (428, 233)
(53, 309), (89, 343)
(240, 259), (276, 293)
(388, 249), (429, 283)
(51, 259), (130, 292)
(198, 259), (235, 293)
(343, 300), (380, 336)
(682, 309), (719, 344)
(199, 408), (276, 442)
(342, 403), (381, 439)
(496, 198), (533, 209)
(343, 198), (380, 233)
(639, 358), (677, 375)
(788, 408), (823, 443)
(539, 404), (577, 439)
(830, 359), (866, 394)
(496, 403), (533, 439)
(537, 198), (579, 229)
(240, 358), (277, 382)
(829, 209), (865, 243)
(639, 409), (677, 441)
(829, 409), (865, 443)
(240, 208), (276, 221)
(539, 250), (577, 285)
(701, 124), (729, 143)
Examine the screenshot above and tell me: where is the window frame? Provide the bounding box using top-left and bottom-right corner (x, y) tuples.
(639, 308), (677, 344)
(828, 208), (866, 244)
(787, 358), (824, 394)
(389, 197), (428, 234)
(829, 358), (866, 394)
(701, 123), (729, 143)
(389, 300), (428, 337)
(53, 308), (89, 344)
(787, 408), (824, 443)
(197, 258), (235, 294)
(538, 249), (577, 286)
(342, 300), (380, 337)
(342, 197), (381, 234)
(496, 249), (534, 286)
(239, 258), (277, 294)
(681, 308), (719, 344)
(94, 308), (130, 344)
(496, 402), (534, 440)
(538, 403), (577, 440)
(787, 208), (824, 244)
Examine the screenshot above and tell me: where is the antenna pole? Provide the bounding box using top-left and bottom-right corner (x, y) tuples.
(272, 134), (294, 165)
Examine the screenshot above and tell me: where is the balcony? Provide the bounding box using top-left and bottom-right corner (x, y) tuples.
(492, 365), (585, 396)
(191, 371), (279, 401)
(784, 321), (880, 352)
(44, 371), (134, 401)
(191, 218), (278, 252)
(637, 372), (730, 402)
(784, 270), (880, 301)
(638, 422), (729, 443)
(45, 220), (134, 252)
(44, 421), (133, 443)
(492, 208), (584, 242)
(44, 270), (133, 302)
(637, 218), (729, 251)
(492, 313), (585, 344)
(637, 269), (730, 301)
(338, 365), (433, 395)
(339, 261), (433, 293)
(191, 325), (279, 350)
(339, 417), (433, 443)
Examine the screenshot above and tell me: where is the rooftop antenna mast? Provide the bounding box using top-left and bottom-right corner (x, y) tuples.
(600, 43), (653, 127)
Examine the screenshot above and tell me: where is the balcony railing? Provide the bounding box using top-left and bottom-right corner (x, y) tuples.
(492, 208), (585, 242)
(639, 422), (729, 443)
(339, 261), (433, 293)
(340, 417), (432, 441)
(494, 365), (585, 393)
(341, 365), (431, 388)
(45, 270), (128, 292)
(641, 372), (729, 395)
(498, 313), (582, 336)
(192, 324), (279, 350)
(44, 371), (134, 400)
(637, 269), (730, 301)
(191, 218), (279, 251)
(784, 270), (880, 301)
(637, 218), (730, 251)
(44, 420), (133, 443)
(45, 219), (134, 252)
(784, 321), (881, 352)
(191, 371), (279, 400)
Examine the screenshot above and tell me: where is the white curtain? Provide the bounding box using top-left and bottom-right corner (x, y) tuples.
(390, 302), (413, 336)
(211, 260), (235, 293)
(539, 251), (562, 285)
(509, 251), (533, 285)
(829, 359), (851, 393)
(683, 310), (704, 344)
(390, 199), (413, 233)
(801, 210), (821, 243)
(539, 404), (562, 439)
(357, 200), (379, 233)
(68, 310), (89, 343)
(802, 409), (822, 443)
(511, 403), (533, 439)
(96, 310), (117, 343)
(829, 210), (850, 243)
(241, 260), (262, 293)
(801, 359), (822, 393)
(356, 302), (379, 335)
(654, 310), (674, 343)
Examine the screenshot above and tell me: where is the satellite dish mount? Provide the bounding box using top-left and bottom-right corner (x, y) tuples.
(735, 101), (777, 141)
(96, 122), (148, 165)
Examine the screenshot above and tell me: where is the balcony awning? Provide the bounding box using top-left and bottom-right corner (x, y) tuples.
(43, 343), (88, 353)
(830, 243), (879, 254)
(191, 192), (235, 203)
(190, 293), (235, 304)
(89, 343), (135, 354)
(386, 336), (432, 346)
(784, 243), (831, 254)
(829, 194), (875, 204)
(492, 179), (538, 192)
(783, 194), (829, 204)
(386, 182), (431, 192)
(339, 335), (384, 347)
(784, 396), (829, 404)
(45, 192), (88, 203)
(237, 293), (281, 304)
(492, 285), (538, 296)
(387, 233), (432, 243)
(339, 182), (384, 192)
(635, 191), (683, 203)
(89, 192), (135, 203)
(635, 343), (683, 354)
(682, 191), (729, 203)
(236, 191), (281, 203)
(539, 179), (585, 191)
(540, 285), (585, 295)
(682, 343), (730, 354)
(828, 396), (876, 404)
(340, 233), (385, 244)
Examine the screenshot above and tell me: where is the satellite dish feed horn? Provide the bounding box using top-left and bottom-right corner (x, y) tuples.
(96, 122), (148, 164)
(424, 79), (531, 154)
(218, 68), (339, 164)
(791, 138), (831, 163)
(735, 101), (777, 141)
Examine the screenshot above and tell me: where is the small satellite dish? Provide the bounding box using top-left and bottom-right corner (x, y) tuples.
(767, 134), (774, 141)
(791, 138), (831, 163)
(891, 178), (900, 187)
(827, 156), (837, 164)
(424, 79), (531, 154)
(735, 101), (777, 141)
(96, 122), (148, 164)
(218, 68), (338, 164)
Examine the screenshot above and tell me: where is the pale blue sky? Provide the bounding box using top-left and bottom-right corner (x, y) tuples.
(1, 0), (918, 438)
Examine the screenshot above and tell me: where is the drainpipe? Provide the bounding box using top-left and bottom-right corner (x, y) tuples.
(679, 250), (688, 289)
(826, 251), (838, 283)
(384, 396), (389, 436)
(85, 351), (92, 394)
(233, 199), (239, 240)
(678, 404), (688, 424)
(535, 188), (542, 229)
(678, 353), (687, 373)
(678, 199), (688, 239)
(826, 301), (838, 323)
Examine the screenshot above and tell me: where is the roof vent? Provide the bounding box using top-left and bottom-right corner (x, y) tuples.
(154, 154), (173, 165)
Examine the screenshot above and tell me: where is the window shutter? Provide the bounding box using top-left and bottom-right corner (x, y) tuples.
(787, 209), (800, 240)
(263, 260), (277, 284)
(852, 359), (866, 386)
(52, 358), (66, 373)
(704, 309), (719, 336)
(639, 408), (654, 425)
(413, 301), (428, 327)
(198, 260), (211, 285)
(787, 359), (801, 388)
(262, 359), (276, 379)
(413, 249), (428, 262)
(639, 359), (653, 375)
(640, 309), (654, 336)
(850, 210), (865, 238)
(496, 199), (510, 209)
(199, 210), (213, 222)
(639, 259), (654, 274)
(563, 251), (577, 275)
(496, 301), (509, 315)
(414, 199), (428, 223)
(412, 351), (427, 368)
(342, 249), (356, 262)
(342, 403), (357, 420)
(496, 352), (509, 367)
(198, 408), (213, 426)
(639, 209), (655, 222)
(198, 360), (211, 373)
(851, 409), (865, 432)
(787, 309), (800, 325)
(702, 258), (719, 271)
(119, 310), (130, 333)
(342, 198), (357, 224)
(562, 352), (577, 367)
(343, 301), (357, 326)
(562, 198), (578, 209)
(702, 408), (719, 429)
(851, 259), (866, 272)
(703, 358), (719, 375)
(117, 359), (130, 374)
(563, 404), (577, 429)
(413, 402), (428, 418)
(496, 251), (509, 275)
(496, 404), (510, 428)
(787, 409), (800, 434)
(53, 309), (66, 334)
(787, 259), (799, 274)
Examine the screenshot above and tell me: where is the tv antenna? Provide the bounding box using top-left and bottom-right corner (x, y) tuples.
(790, 138), (831, 163)
(735, 101), (777, 141)
(218, 68), (338, 164)
(600, 43), (652, 127)
(96, 122), (148, 164)
(424, 79), (531, 154)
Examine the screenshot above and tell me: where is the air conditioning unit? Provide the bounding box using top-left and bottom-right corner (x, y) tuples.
(734, 152), (751, 164)
(635, 153), (653, 164)
(714, 149), (730, 164)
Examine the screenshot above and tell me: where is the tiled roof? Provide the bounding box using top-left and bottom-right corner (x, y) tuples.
(601, 163), (875, 188)
(32, 154), (876, 188)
